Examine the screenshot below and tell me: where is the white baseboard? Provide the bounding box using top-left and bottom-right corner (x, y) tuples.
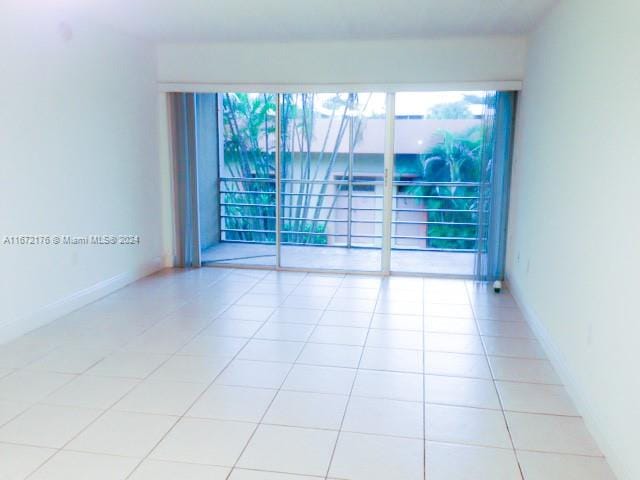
(0, 255), (171, 345)
(506, 275), (630, 480)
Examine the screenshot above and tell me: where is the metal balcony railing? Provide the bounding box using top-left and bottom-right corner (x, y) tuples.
(218, 176), (481, 253)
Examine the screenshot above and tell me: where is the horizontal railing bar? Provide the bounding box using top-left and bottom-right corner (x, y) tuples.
(221, 191), (479, 201)
(222, 215), (276, 220)
(220, 177), (480, 187)
(221, 204), (477, 214)
(221, 184), (477, 191)
(338, 220), (381, 224)
(221, 205), (477, 214)
(221, 177), (480, 185)
(222, 216), (382, 225)
(281, 179), (384, 186)
(331, 207), (381, 212)
(221, 203), (276, 208)
(223, 228), (275, 234)
(281, 192), (342, 197)
(391, 208), (478, 213)
(281, 219), (381, 224)
(283, 179), (344, 185)
(282, 241), (379, 247)
(224, 228), (346, 237)
(222, 191), (383, 199)
(221, 218), (474, 227)
(221, 177), (275, 183)
(391, 220), (478, 226)
(393, 195), (479, 200)
(281, 241), (348, 247)
(222, 191), (377, 197)
(221, 190), (276, 195)
(222, 229), (387, 240)
(392, 181), (480, 187)
(217, 240), (476, 253)
(219, 239), (276, 245)
(222, 203), (350, 210)
(391, 235), (476, 241)
(280, 192), (381, 198)
(391, 246), (477, 253)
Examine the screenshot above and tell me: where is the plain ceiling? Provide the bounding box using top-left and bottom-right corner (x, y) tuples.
(60, 0), (558, 42)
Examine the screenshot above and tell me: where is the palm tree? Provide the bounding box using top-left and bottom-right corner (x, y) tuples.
(400, 126), (483, 250)
(221, 92), (370, 246)
(221, 93), (277, 243)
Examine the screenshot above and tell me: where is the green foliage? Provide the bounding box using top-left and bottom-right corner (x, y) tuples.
(221, 93), (278, 243)
(400, 126), (483, 250)
(222, 93), (486, 252)
(281, 221), (328, 245)
(222, 187), (327, 246)
(222, 92), (361, 246)
(222, 93), (276, 179)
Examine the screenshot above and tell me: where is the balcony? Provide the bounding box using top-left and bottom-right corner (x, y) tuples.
(201, 176), (479, 276)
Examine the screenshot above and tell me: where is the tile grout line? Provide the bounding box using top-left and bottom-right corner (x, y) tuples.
(5, 271), (238, 480)
(322, 276), (383, 480)
(225, 272), (351, 480)
(422, 277), (427, 480)
(2, 268), (210, 374)
(0, 272), (210, 430)
(21, 269), (243, 479)
(0, 429), (608, 460)
(119, 269), (278, 479)
(465, 282), (525, 480)
(3, 270), (589, 479)
(31, 268), (250, 478)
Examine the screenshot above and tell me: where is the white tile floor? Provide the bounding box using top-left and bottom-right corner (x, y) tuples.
(0, 268), (617, 480)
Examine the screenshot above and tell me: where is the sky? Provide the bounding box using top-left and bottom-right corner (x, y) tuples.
(311, 91), (489, 117)
(239, 91), (490, 117)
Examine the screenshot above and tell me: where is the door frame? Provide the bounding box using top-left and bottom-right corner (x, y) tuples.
(272, 92), (394, 275)
(381, 92), (395, 275)
(206, 89), (495, 279)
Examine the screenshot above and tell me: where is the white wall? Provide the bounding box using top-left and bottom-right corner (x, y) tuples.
(157, 36), (526, 89)
(507, 1), (640, 478)
(0, 6), (169, 343)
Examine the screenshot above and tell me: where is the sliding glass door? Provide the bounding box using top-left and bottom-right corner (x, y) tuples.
(197, 89), (512, 278)
(202, 93), (278, 266)
(390, 91), (489, 276)
(278, 93), (386, 272)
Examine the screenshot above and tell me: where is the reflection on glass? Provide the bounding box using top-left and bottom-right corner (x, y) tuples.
(279, 93), (386, 271)
(205, 92), (277, 266)
(391, 91), (491, 275)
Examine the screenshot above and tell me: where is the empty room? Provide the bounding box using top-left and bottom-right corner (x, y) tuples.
(1, 0), (637, 479)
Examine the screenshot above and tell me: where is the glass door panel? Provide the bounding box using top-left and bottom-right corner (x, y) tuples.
(390, 91), (490, 275)
(202, 92), (277, 267)
(350, 93), (387, 269)
(279, 92), (386, 271)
